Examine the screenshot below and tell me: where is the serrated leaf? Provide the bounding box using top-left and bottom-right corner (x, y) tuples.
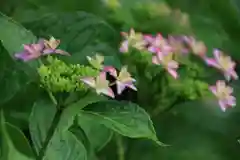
(81, 100), (161, 144)
(0, 110), (34, 160)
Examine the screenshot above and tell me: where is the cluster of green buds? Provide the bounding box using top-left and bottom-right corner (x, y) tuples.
(37, 56), (99, 92)
(119, 28), (238, 112)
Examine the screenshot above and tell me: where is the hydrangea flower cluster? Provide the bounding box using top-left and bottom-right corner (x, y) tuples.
(15, 37), (69, 61)
(119, 28), (238, 112)
(15, 31), (238, 112)
(80, 54), (137, 98)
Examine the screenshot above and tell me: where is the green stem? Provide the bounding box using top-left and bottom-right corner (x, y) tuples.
(116, 134), (125, 160)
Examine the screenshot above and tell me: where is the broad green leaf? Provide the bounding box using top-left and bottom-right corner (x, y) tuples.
(43, 131), (87, 160)
(29, 98), (57, 153)
(0, 110), (34, 160)
(58, 92), (107, 130)
(0, 45), (33, 106)
(81, 100), (161, 144)
(0, 13), (37, 57)
(78, 112), (113, 151)
(29, 99), (88, 160)
(29, 93), (106, 159)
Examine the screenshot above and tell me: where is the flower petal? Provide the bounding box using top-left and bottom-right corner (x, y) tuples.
(152, 55), (159, 65)
(119, 40), (129, 53)
(219, 100), (227, 112)
(80, 77), (95, 88)
(103, 66), (117, 77)
(116, 81), (127, 95)
(167, 68), (178, 79)
(15, 52), (32, 61)
(96, 87), (115, 98)
(209, 86), (217, 95)
(204, 58), (220, 68)
(213, 49), (221, 61)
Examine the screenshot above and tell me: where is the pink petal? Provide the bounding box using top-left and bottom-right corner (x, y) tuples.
(99, 72), (107, 80)
(116, 81), (127, 95)
(103, 66), (117, 77)
(54, 49), (70, 56)
(227, 96), (236, 107)
(144, 35), (154, 43)
(229, 70), (238, 80)
(167, 60), (179, 69)
(167, 68), (178, 79)
(97, 88), (115, 98)
(213, 49), (221, 61)
(148, 46), (159, 53)
(43, 49), (55, 54)
(119, 40), (129, 53)
(204, 58), (220, 68)
(125, 82), (137, 91)
(209, 86), (217, 95)
(219, 100), (227, 112)
(24, 44), (35, 53)
(152, 56), (160, 65)
(80, 77), (95, 88)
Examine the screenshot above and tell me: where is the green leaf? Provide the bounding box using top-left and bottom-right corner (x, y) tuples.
(0, 110), (34, 160)
(0, 46), (31, 105)
(81, 100), (161, 144)
(29, 98), (88, 160)
(29, 93), (106, 159)
(59, 92), (107, 130)
(0, 13), (37, 57)
(44, 131), (88, 160)
(78, 112), (113, 151)
(29, 98), (57, 153)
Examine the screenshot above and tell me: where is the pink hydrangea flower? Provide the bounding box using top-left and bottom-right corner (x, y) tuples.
(184, 36), (206, 57)
(167, 35), (189, 54)
(152, 51), (179, 79)
(144, 34), (172, 54)
(15, 37), (69, 61)
(86, 54), (104, 70)
(80, 72), (114, 98)
(15, 41), (45, 61)
(120, 28), (147, 52)
(209, 80), (236, 111)
(103, 66), (137, 94)
(204, 49), (238, 81)
(119, 40), (129, 53)
(43, 37), (69, 55)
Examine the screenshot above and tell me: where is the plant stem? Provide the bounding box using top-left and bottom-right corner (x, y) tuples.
(116, 134), (125, 160)
(36, 105), (63, 160)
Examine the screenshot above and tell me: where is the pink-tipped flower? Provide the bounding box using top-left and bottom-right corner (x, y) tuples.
(204, 49), (238, 81)
(144, 34), (172, 54)
(209, 80), (236, 111)
(15, 41), (44, 61)
(119, 40), (129, 53)
(184, 36), (206, 57)
(104, 66), (137, 94)
(152, 51), (179, 79)
(80, 72), (114, 98)
(43, 37), (69, 55)
(167, 36), (189, 54)
(87, 54), (104, 70)
(120, 28), (146, 51)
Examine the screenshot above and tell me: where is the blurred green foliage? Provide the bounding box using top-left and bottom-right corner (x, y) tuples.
(1, 0), (240, 159)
